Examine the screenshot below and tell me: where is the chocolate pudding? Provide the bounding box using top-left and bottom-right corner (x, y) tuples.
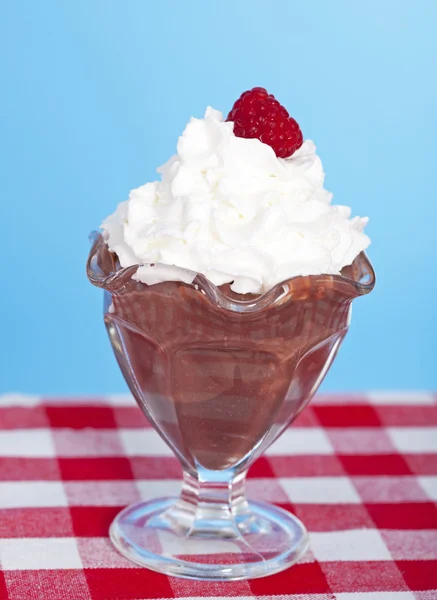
(89, 235), (374, 471)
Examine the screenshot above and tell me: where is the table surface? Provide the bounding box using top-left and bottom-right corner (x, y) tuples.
(0, 392), (436, 600)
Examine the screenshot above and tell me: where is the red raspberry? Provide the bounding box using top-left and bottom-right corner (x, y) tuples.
(227, 87), (303, 158)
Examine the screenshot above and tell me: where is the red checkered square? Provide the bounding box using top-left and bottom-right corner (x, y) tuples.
(0, 571), (8, 600)
(70, 506), (124, 537)
(249, 561), (331, 594)
(58, 457), (134, 480)
(365, 503), (437, 530)
(314, 404), (383, 427)
(339, 454), (413, 475)
(247, 456), (276, 477)
(396, 560), (437, 591)
(84, 568), (174, 599)
(45, 405), (118, 429)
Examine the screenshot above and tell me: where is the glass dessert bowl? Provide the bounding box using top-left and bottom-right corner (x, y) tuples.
(87, 232), (375, 580)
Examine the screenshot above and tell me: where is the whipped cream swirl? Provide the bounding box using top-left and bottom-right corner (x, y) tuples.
(102, 107), (370, 294)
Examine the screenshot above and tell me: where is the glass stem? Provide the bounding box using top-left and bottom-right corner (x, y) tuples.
(164, 467), (252, 539)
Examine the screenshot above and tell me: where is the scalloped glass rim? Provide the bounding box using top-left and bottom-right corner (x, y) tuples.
(87, 231), (375, 312)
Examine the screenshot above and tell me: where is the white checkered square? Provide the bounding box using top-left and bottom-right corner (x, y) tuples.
(312, 394), (369, 405)
(0, 538), (82, 570)
(367, 391), (435, 405)
(0, 429), (55, 457)
(310, 529), (392, 561)
(106, 394), (137, 406)
(0, 394), (42, 407)
(388, 427), (437, 452)
(52, 429), (125, 456)
(266, 428), (334, 455)
(120, 429), (173, 456)
(136, 479), (181, 500)
(0, 482), (67, 508)
(158, 529), (241, 556)
(418, 476), (437, 500)
(64, 481), (141, 506)
(280, 476), (361, 504)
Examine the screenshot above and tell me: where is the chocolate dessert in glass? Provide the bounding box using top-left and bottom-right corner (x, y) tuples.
(87, 88), (375, 580)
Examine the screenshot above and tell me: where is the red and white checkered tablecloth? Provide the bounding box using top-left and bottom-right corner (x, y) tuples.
(0, 392), (436, 600)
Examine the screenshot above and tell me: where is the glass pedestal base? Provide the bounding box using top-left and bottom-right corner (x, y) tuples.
(109, 497), (308, 581)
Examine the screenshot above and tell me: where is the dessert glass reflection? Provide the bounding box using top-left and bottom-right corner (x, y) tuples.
(87, 232), (375, 580)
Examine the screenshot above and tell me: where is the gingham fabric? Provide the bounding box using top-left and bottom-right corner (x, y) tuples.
(0, 393), (436, 600)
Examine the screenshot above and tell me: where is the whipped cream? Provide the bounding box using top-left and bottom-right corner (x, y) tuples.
(101, 107), (370, 294)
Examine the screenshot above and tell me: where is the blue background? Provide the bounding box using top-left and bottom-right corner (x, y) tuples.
(1, 0), (436, 395)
